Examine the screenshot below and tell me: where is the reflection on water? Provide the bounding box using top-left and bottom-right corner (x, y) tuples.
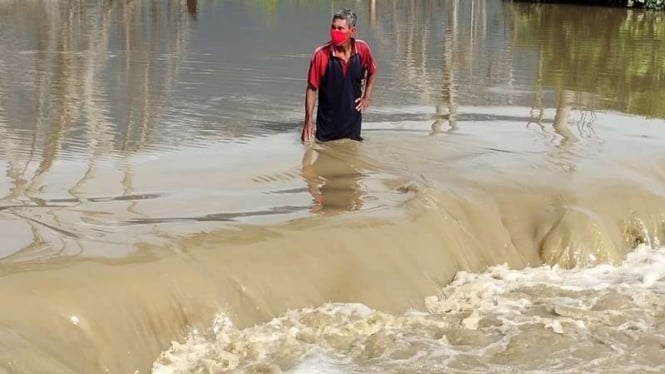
(302, 142), (366, 215)
(0, 1), (665, 373)
(0, 0), (661, 262)
(432, 0), (460, 134)
(510, 3), (665, 117)
(0, 0), (196, 260)
(187, 0), (197, 19)
(369, 0), (509, 111)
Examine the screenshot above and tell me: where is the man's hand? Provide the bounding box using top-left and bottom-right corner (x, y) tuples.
(355, 97), (371, 112)
(301, 120), (315, 142)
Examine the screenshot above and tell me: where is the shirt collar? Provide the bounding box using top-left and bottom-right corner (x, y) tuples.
(330, 38), (356, 58)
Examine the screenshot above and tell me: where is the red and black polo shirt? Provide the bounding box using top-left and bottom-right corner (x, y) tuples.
(307, 39), (377, 142)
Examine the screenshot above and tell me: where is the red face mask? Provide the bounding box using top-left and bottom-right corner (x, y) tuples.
(330, 29), (350, 46)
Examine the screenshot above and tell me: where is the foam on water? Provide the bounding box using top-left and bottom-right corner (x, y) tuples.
(152, 246), (665, 373)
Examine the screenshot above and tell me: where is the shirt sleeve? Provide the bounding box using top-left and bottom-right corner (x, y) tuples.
(359, 42), (377, 75)
(307, 48), (326, 90)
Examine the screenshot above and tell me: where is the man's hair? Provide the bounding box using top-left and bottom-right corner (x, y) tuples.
(333, 8), (357, 28)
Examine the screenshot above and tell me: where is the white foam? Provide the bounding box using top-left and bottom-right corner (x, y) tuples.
(152, 245), (665, 373)
(287, 348), (350, 374)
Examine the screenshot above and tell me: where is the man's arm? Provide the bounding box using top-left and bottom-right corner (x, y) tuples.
(355, 71), (375, 112)
(302, 84), (317, 142)
(355, 42), (377, 112)
(364, 71), (376, 101)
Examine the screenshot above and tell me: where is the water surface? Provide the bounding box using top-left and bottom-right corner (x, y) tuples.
(0, 0), (664, 373)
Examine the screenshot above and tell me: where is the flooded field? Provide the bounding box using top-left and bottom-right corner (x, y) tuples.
(0, 1), (664, 372)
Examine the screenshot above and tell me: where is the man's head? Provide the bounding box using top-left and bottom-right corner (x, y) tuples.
(330, 8), (356, 46)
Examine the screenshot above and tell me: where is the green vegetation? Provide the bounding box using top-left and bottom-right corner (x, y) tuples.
(510, 3), (665, 117)
(513, 0), (665, 10)
(238, 0), (329, 16)
(635, 0), (665, 10)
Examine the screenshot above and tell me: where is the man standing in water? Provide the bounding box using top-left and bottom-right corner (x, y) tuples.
(301, 8), (377, 142)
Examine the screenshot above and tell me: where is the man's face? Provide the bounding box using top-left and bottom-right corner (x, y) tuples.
(331, 18), (354, 34)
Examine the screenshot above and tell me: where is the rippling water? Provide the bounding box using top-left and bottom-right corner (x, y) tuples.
(0, 0), (664, 373)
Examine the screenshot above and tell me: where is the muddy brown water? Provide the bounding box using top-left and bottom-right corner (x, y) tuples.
(0, 1), (664, 372)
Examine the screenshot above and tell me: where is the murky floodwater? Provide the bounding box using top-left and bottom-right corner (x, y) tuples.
(0, 0), (664, 373)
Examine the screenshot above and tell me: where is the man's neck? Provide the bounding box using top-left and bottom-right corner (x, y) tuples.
(333, 40), (353, 55)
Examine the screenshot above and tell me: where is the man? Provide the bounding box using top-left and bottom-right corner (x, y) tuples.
(301, 8), (377, 143)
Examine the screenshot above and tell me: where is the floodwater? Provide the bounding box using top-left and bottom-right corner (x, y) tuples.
(0, 0), (664, 373)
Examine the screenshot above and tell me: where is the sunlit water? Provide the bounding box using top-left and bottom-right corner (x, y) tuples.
(0, 0), (664, 373)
